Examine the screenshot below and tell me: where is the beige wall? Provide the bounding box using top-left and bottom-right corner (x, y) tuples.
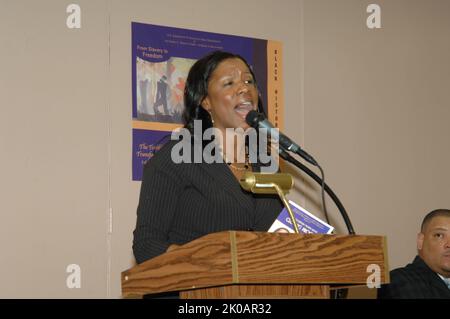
(0, 0), (110, 297)
(1, 0), (449, 298)
(303, 0), (450, 258)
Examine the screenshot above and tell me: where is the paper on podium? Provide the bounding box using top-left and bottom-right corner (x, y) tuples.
(268, 200), (334, 234)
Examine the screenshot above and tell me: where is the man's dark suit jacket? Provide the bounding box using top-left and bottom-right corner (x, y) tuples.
(378, 255), (450, 299)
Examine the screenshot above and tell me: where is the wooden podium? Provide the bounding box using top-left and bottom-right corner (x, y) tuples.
(121, 231), (389, 298)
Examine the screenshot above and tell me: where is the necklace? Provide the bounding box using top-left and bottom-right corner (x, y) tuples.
(228, 162), (250, 171)
(227, 151), (250, 171)
(222, 144), (250, 171)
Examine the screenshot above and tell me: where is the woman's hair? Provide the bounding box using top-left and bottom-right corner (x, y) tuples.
(182, 50), (264, 133)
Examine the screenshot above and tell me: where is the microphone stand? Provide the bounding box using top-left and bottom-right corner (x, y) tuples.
(279, 149), (355, 235)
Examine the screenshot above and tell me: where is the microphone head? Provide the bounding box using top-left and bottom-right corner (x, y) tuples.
(245, 110), (265, 129)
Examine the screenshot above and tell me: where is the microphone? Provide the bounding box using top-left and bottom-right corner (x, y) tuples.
(245, 110), (318, 166)
(239, 172), (294, 194)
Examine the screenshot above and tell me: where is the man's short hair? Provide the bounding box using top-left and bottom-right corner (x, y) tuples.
(421, 209), (450, 232)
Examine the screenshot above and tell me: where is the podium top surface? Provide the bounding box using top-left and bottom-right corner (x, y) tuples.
(122, 231), (389, 297)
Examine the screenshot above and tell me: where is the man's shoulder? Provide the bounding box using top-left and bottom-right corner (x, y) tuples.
(378, 256), (445, 299)
(390, 256), (431, 281)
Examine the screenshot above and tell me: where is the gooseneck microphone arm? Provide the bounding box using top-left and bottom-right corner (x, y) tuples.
(279, 149), (355, 235)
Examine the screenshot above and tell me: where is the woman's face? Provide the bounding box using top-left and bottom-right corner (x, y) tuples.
(201, 58), (258, 132)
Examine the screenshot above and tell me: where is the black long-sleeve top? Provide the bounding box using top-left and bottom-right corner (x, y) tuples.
(132, 139), (283, 264)
(378, 256), (450, 299)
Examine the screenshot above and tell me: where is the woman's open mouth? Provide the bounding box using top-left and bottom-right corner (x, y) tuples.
(234, 101), (255, 120)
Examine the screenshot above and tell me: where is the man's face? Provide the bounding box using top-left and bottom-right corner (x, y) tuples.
(417, 216), (450, 277)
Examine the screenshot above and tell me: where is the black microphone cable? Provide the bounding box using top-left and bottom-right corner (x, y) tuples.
(284, 145), (330, 225)
(279, 148), (355, 235)
(246, 110), (354, 234)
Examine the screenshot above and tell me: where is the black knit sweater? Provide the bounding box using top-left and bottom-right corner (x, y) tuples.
(132, 139), (283, 263)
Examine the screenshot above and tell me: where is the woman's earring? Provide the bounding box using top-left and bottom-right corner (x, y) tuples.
(209, 112), (214, 125)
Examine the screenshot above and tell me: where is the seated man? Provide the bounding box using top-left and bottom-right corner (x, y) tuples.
(378, 209), (450, 299)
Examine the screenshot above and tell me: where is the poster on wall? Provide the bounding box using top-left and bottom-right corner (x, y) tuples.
(132, 22), (283, 181)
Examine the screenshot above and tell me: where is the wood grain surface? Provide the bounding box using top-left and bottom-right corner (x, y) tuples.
(122, 231), (388, 298)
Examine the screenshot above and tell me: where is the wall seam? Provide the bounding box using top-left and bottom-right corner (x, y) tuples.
(106, 0), (113, 299)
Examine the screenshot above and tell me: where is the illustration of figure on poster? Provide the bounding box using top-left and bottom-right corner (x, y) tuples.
(136, 57), (195, 124)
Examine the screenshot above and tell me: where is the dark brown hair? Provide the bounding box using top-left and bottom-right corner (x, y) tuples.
(421, 209), (450, 232)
